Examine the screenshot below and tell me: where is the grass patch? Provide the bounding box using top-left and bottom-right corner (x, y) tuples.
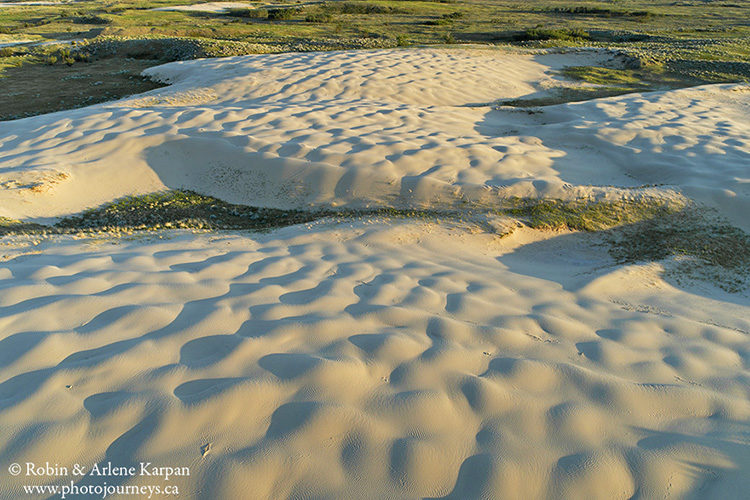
(3, 191), (682, 236)
(544, 7), (654, 19)
(267, 8), (298, 21)
(226, 8), (266, 19)
(500, 64), (706, 108)
(498, 86), (638, 107)
(561, 64), (698, 89)
(54, 191), (328, 232)
(322, 2), (406, 15)
(504, 198), (680, 232)
(0, 50), (164, 121)
(503, 198), (749, 291)
(0, 217), (47, 236)
(562, 66), (643, 86)
(609, 209), (750, 292)
(515, 27), (591, 42)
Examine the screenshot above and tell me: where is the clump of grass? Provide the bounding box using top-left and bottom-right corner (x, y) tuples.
(68, 15), (110, 25)
(561, 66), (644, 87)
(322, 2), (405, 15)
(54, 191), (327, 232)
(609, 210), (750, 272)
(0, 217), (47, 236)
(546, 7), (653, 18)
(305, 12), (333, 23)
(226, 8), (267, 19)
(267, 8), (299, 21)
(516, 27), (591, 42)
(423, 11), (463, 25)
(503, 198), (680, 232)
(40, 46), (91, 66)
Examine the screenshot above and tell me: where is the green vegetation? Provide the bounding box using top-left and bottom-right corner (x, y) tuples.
(504, 198), (680, 232)
(55, 190), (328, 232)
(0, 217), (46, 236)
(543, 6), (654, 18)
(226, 8), (267, 19)
(609, 209), (750, 292)
(1, 191), (679, 236)
(500, 63), (706, 107)
(516, 27), (591, 42)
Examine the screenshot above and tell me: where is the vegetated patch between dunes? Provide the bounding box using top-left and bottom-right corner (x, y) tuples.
(2, 190), (748, 291)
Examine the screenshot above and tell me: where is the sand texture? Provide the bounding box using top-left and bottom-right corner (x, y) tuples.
(151, 3), (263, 13)
(2, 48), (747, 226)
(0, 48), (749, 498)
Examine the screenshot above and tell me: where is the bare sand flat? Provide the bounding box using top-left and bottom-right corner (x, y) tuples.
(151, 2), (262, 13)
(1, 48), (749, 498)
(0, 1), (66, 7)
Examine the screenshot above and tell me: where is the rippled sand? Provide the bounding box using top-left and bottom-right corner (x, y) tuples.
(1, 48), (748, 498)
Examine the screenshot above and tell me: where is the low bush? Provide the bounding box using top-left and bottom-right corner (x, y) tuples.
(547, 6), (653, 18)
(226, 7), (267, 19)
(322, 2), (405, 15)
(68, 15), (111, 25)
(305, 12), (333, 23)
(267, 8), (298, 21)
(516, 28), (591, 41)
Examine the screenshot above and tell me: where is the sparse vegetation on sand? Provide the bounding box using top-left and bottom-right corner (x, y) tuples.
(503, 198), (679, 232)
(3, 191), (747, 290)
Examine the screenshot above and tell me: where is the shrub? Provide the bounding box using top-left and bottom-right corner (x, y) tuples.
(226, 7), (267, 18)
(69, 15), (111, 25)
(267, 8), (297, 20)
(516, 28), (591, 41)
(305, 12), (333, 23)
(547, 7), (652, 18)
(322, 2), (405, 15)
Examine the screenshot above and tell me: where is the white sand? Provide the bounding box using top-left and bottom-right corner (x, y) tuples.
(152, 2), (263, 13)
(1, 48), (749, 498)
(0, 1), (66, 7)
(0, 222), (748, 498)
(0, 39), (36, 47)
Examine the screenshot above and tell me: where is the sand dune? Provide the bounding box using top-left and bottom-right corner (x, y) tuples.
(1, 47), (749, 498)
(0, 222), (748, 498)
(151, 2), (262, 13)
(4, 48), (747, 227)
